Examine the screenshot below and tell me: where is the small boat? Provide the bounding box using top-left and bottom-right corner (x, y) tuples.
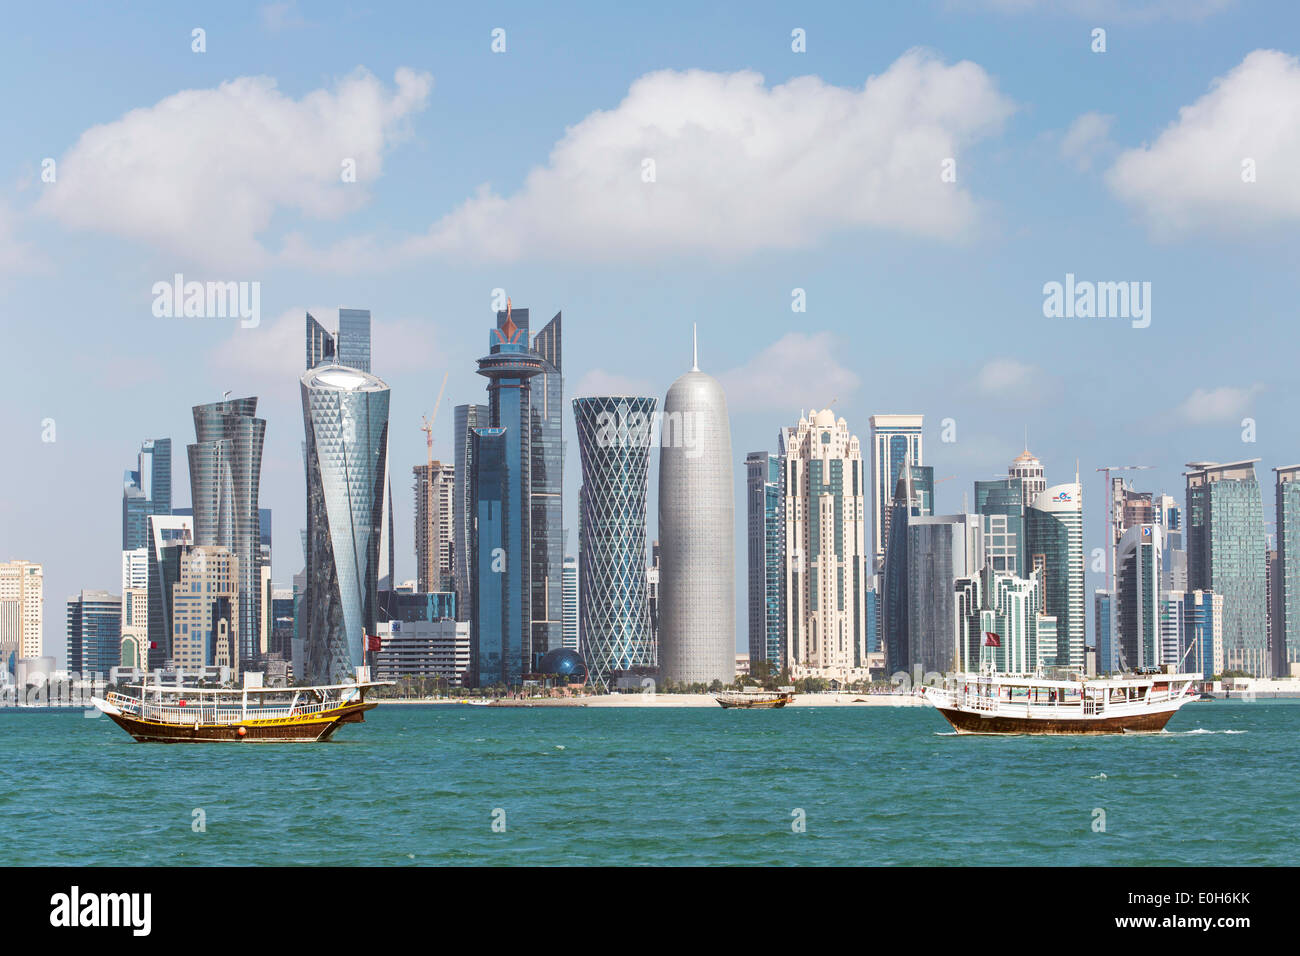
(714, 688), (795, 709)
(920, 669), (1201, 735)
(90, 679), (391, 743)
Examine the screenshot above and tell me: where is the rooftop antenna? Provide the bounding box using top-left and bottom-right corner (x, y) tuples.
(692, 323), (699, 371)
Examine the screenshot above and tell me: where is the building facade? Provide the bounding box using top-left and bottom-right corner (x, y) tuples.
(573, 396), (657, 691)
(868, 414), (923, 565)
(1025, 482), (1085, 670)
(169, 546), (240, 675)
(0, 560), (44, 662)
(1116, 524), (1162, 670)
(66, 590), (122, 678)
(783, 409), (869, 680)
(746, 450), (786, 671)
(1273, 465), (1300, 676)
(1094, 589), (1116, 675)
(146, 514), (193, 668)
(906, 514), (982, 675)
(413, 460), (455, 593)
(375, 619), (470, 685)
(301, 365), (392, 683)
(954, 567), (1056, 674)
(452, 403), (488, 623)
(658, 342), (735, 686)
(562, 554), (579, 652)
(122, 438), (172, 552)
(1185, 460), (1267, 676)
(974, 477), (1025, 575)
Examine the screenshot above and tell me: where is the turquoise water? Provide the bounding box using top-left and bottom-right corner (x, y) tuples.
(2, 701), (1294, 866)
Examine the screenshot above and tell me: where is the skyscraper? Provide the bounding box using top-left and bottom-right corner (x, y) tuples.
(746, 451), (786, 671)
(1185, 460), (1267, 676)
(869, 414), (923, 565)
(187, 397), (265, 668)
(974, 477), (1025, 574)
(1094, 589), (1116, 674)
(954, 566), (1056, 674)
(573, 396), (656, 691)
(453, 403), (488, 623)
(1026, 482), (1085, 670)
(783, 409), (869, 680)
(0, 560), (43, 661)
(122, 438), (172, 551)
(658, 334), (735, 686)
(1116, 524), (1162, 670)
(562, 554), (579, 652)
(1273, 465), (1300, 676)
(413, 460), (454, 593)
(301, 365), (392, 683)
(169, 545), (240, 675)
(529, 312), (565, 666)
(1009, 447), (1046, 501)
(307, 309), (371, 372)
(146, 514), (193, 668)
(906, 513), (982, 675)
(882, 459), (934, 675)
(66, 590), (122, 678)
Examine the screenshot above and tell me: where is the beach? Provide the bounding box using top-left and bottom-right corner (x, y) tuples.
(382, 693), (925, 708)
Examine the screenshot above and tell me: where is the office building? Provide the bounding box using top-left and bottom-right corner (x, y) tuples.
(1095, 589), (1116, 675)
(657, 334), (735, 686)
(869, 414), (923, 565)
(573, 396), (656, 691)
(301, 364), (392, 683)
(783, 409), (869, 680)
(146, 514), (193, 668)
(974, 477), (1026, 575)
(1185, 460), (1268, 676)
(882, 460), (934, 675)
(954, 567), (1056, 674)
(169, 546), (240, 675)
(0, 560), (44, 662)
(1273, 465), (1300, 675)
(187, 396), (265, 667)
(122, 438), (172, 551)
(1116, 524), (1162, 670)
(746, 450), (786, 670)
(452, 403), (488, 623)
(1009, 447), (1046, 501)
(1025, 481), (1085, 670)
(66, 590), (122, 678)
(1182, 589), (1225, 678)
(374, 619), (471, 685)
(413, 460), (455, 593)
(562, 555), (579, 652)
(906, 514), (982, 675)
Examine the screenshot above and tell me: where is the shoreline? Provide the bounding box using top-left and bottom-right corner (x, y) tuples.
(376, 693), (928, 708)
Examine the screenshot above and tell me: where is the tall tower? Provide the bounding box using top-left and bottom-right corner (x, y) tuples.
(529, 313), (564, 665)
(658, 330), (735, 686)
(1274, 464), (1300, 676)
(453, 403), (489, 621)
(301, 365), (391, 683)
(869, 414), (923, 566)
(187, 397), (265, 669)
(746, 451), (786, 670)
(122, 438), (172, 551)
(1009, 447), (1046, 500)
(783, 409), (869, 680)
(0, 560), (44, 661)
(1026, 482), (1085, 670)
(573, 396), (656, 690)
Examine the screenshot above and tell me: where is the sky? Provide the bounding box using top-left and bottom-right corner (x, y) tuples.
(3, 0), (1299, 665)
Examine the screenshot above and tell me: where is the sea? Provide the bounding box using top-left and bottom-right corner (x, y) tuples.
(2, 700), (1294, 866)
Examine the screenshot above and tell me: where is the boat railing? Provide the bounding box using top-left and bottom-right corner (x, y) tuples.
(926, 679), (1193, 716)
(106, 691), (341, 726)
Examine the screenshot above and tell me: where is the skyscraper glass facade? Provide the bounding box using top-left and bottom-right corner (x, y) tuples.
(66, 590), (122, 678)
(975, 476), (1025, 574)
(453, 403), (488, 623)
(1274, 466), (1300, 675)
(1025, 483), (1084, 670)
(529, 313), (564, 665)
(746, 451), (786, 669)
(573, 396), (656, 691)
(869, 415), (923, 564)
(122, 438), (172, 551)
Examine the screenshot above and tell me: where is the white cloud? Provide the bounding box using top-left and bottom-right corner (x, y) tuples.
(39, 68), (432, 269)
(571, 368), (658, 399)
(717, 332), (859, 413)
(390, 51), (1013, 263)
(1107, 50), (1300, 235)
(1177, 385), (1263, 424)
(976, 357), (1040, 393)
(1060, 112), (1114, 172)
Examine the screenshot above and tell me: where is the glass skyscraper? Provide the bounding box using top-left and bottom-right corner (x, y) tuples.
(746, 451), (786, 670)
(66, 590), (122, 678)
(974, 476), (1025, 574)
(906, 514), (982, 675)
(122, 438), (172, 551)
(869, 414), (923, 565)
(1186, 460), (1267, 676)
(301, 365), (391, 683)
(1273, 465), (1300, 676)
(1094, 589), (1116, 675)
(453, 403), (489, 623)
(1116, 524), (1162, 670)
(529, 313), (564, 667)
(187, 398), (265, 668)
(573, 396), (656, 690)
(882, 460), (934, 674)
(1025, 482), (1085, 670)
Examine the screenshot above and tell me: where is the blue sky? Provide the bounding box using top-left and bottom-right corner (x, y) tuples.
(3, 0), (1299, 663)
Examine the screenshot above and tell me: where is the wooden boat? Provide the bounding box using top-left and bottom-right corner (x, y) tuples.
(90, 680), (390, 743)
(920, 669), (1201, 735)
(715, 689), (795, 709)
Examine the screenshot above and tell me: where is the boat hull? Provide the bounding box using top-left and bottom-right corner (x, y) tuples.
(103, 700), (376, 743)
(934, 706), (1175, 735)
(716, 698), (789, 709)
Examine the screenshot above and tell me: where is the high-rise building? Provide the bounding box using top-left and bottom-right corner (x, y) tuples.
(1159, 592), (1185, 670)
(66, 590), (121, 678)
(146, 514), (193, 668)
(1009, 447), (1046, 501)
(119, 549), (149, 672)
(954, 566), (1056, 674)
(882, 460), (934, 675)
(783, 409), (869, 680)
(452, 403), (488, 623)
(573, 396), (656, 691)
(1182, 589), (1225, 678)
(1273, 465), (1300, 676)
(906, 514), (982, 675)
(374, 619), (471, 685)
(1026, 482), (1084, 670)
(1094, 589), (1116, 675)
(169, 546), (240, 675)
(974, 477), (1025, 575)
(0, 560), (43, 661)
(413, 460), (455, 593)
(746, 451), (786, 670)
(187, 397), (265, 668)
(1185, 460), (1267, 676)
(529, 312), (565, 669)
(307, 309), (371, 372)
(122, 438), (172, 551)
(869, 415), (923, 564)
(562, 555), (579, 652)
(658, 335), (735, 687)
(646, 542), (660, 651)
(301, 364), (392, 683)
(1116, 524), (1162, 670)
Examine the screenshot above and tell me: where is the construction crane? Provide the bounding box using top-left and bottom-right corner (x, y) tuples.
(1096, 464), (1153, 592)
(418, 372), (450, 590)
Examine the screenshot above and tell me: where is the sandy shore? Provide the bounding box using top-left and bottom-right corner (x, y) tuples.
(383, 693), (924, 708)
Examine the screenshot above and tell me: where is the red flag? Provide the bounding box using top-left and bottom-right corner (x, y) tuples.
(366, 634), (382, 652)
(982, 631), (1001, 647)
